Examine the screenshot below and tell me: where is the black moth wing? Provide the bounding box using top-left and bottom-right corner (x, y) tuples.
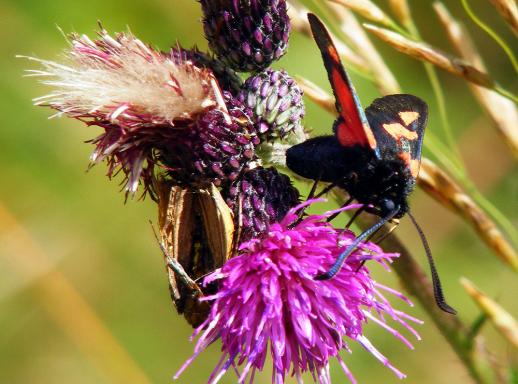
(365, 94), (428, 180)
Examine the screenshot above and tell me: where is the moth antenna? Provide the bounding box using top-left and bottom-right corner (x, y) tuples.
(408, 212), (457, 315)
(316, 206), (400, 280)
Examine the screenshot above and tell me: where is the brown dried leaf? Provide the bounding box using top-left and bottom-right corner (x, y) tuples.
(461, 278), (518, 351)
(364, 23), (496, 88)
(418, 159), (518, 272)
(434, 2), (518, 158)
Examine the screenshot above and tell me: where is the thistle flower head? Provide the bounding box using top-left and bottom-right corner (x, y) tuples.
(162, 93), (261, 188)
(200, 0), (291, 72)
(23, 28), (230, 195)
(225, 166), (300, 242)
(177, 200), (422, 383)
(238, 69), (305, 140)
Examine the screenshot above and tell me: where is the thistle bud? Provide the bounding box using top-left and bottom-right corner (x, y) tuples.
(163, 94), (260, 188)
(226, 166), (300, 242)
(238, 69), (305, 140)
(200, 0), (291, 72)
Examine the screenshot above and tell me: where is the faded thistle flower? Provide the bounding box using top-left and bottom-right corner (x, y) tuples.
(177, 200), (422, 383)
(225, 166), (300, 241)
(22, 28), (236, 195)
(200, 0), (291, 72)
(238, 69), (305, 140)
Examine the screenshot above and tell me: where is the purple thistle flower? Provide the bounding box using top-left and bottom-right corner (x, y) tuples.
(176, 200), (422, 383)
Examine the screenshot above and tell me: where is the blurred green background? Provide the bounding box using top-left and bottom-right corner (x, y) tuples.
(1, 0), (517, 383)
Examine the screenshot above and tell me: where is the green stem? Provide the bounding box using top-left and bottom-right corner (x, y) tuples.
(423, 62), (466, 172)
(404, 14), (465, 174)
(461, 0), (518, 75)
(494, 85), (518, 104)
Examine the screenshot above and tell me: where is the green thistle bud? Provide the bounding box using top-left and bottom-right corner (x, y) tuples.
(238, 69), (305, 141)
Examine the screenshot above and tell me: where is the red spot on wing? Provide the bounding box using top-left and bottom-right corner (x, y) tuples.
(332, 68), (371, 148)
(398, 152), (420, 178)
(327, 44), (340, 63)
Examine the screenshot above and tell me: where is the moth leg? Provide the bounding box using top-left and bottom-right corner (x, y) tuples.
(315, 182), (338, 198)
(307, 177), (320, 200)
(165, 256), (203, 297)
(326, 196), (354, 223)
(345, 205), (366, 228)
(290, 173), (324, 228)
(150, 222), (203, 297)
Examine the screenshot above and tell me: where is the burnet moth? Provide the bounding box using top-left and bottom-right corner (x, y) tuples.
(286, 14), (456, 314)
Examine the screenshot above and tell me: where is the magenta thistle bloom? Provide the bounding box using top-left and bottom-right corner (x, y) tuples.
(176, 200), (422, 384)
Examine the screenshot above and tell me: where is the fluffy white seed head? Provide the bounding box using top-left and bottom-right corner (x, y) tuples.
(21, 29), (224, 127)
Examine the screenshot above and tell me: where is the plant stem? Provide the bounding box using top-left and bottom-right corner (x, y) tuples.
(461, 0), (518, 75)
(353, 209), (500, 384)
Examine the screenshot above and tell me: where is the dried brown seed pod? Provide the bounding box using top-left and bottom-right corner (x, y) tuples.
(156, 180), (234, 327)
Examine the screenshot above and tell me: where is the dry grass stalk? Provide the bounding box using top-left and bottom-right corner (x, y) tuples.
(418, 158), (518, 272)
(326, 2), (401, 95)
(296, 76), (336, 114)
(461, 278), (518, 351)
(363, 23), (496, 88)
(489, 0), (518, 38)
(434, 2), (518, 158)
(389, 0), (412, 28)
(287, 1), (367, 69)
(329, 0), (393, 27)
